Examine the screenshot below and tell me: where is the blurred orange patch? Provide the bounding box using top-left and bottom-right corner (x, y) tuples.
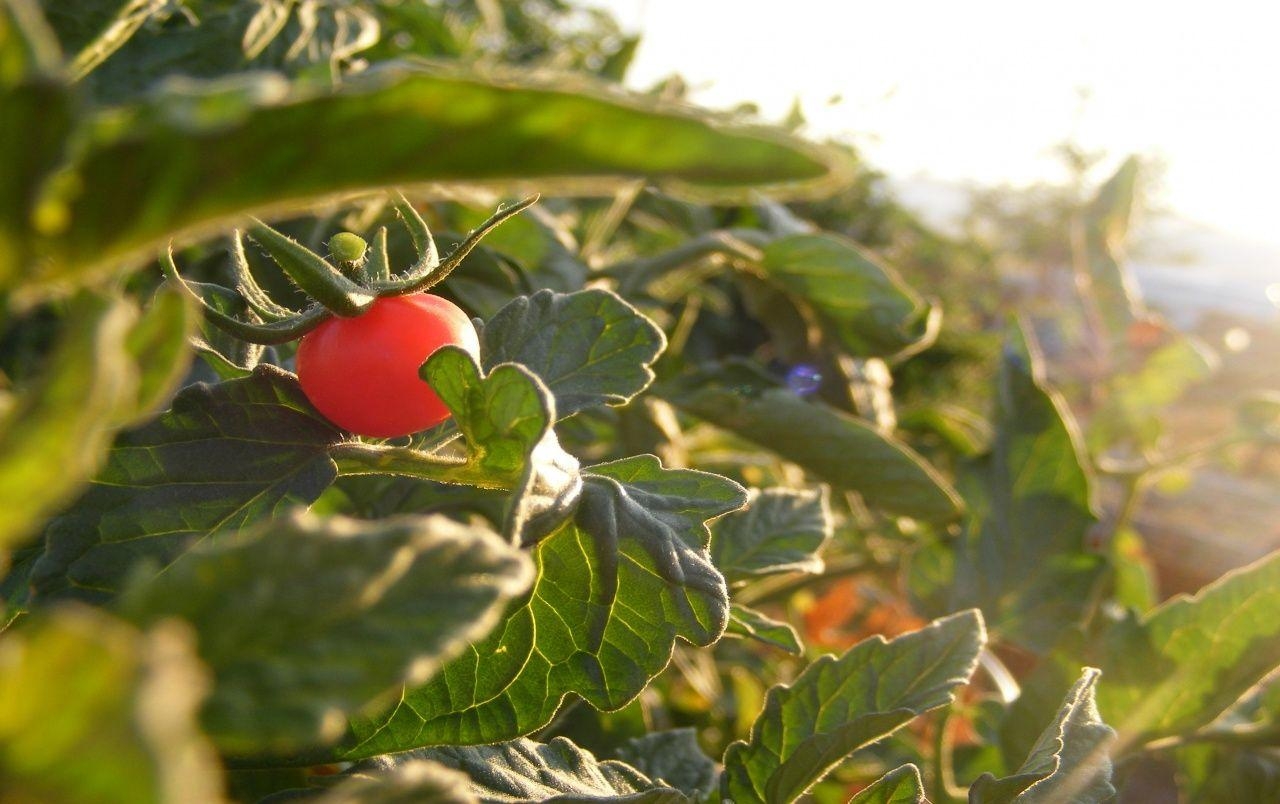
(801, 578), (927, 649)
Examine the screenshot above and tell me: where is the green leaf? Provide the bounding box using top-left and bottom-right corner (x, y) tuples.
(712, 486), (830, 581)
(0, 0), (74, 288)
(759, 234), (938, 359)
(1078, 156), (1144, 339)
(614, 729), (720, 798)
(846, 764), (926, 803)
(421, 347), (561, 487)
(1087, 332), (1217, 452)
(31, 366), (343, 602)
(1177, 744), (1280, 804)
(912, 326), (1104, 652)
(119, 283), (198, 421)
(480, 288), (666, 418)
(726, 604), (803, 655)
(380, 737), (691, 803)
(969, 669), (1115, 803)
(337, 456), (744, 756)
(578, 454), (742, 607)
(1095, 549), (1280, 746)
(1108, 526), (1158, 613)
(897, 403), (991, 458)
(424, 346), (582, 544)
(0, 606), (224, 804)
(27, 64), (844, 295)
(334, 347), (582, 546)
(117, 510), (532, 755)
(1, 0), (61, 78)
(0, 289), (192, 561)
(326, 762), (478, 804)
(721, 609), (985, 804)
(0, 294), (131, 556)
(659, 360), (961, 522)
(307, 760), (478, 804)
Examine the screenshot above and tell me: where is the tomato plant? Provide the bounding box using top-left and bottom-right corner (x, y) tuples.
(297, 294), (480, 438)
(1, 2), (1277, 803)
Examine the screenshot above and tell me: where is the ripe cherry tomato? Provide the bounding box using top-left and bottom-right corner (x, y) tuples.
(296, 294), (479, 438)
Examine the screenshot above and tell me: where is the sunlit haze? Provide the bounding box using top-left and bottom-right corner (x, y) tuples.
(588, 0), (1280, 252)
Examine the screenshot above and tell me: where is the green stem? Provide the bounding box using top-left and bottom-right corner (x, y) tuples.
(68, 0), (170, 81)
(581, 181), (643, 263)
(734, 553), (870, 607)
(1110, 471), (1147, 540)
(932, 708), (966, 804)
(330, 441), (509, 491)
(1139, 722), (1280, 753)
(1096, 433), (1252, 479)
(604, 229), (767, 295)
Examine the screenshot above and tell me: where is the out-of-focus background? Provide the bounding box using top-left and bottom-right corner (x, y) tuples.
(589, 0), (1279, 321)
(586, 0), (1280, 592)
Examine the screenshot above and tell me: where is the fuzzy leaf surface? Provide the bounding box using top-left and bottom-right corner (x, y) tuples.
(660, 361), (960, 521)
(726, 604), (803, 655)
(1095, 550), (1280, 746)
(27, 64), (841, 294)
(912, 327), (1104, 653)
(969, 669), (1115, 803)
(374, 737), (690, 803)
(759, 234), (936, 358)
(118, 511), (533, 754)
(614, 729), (720, 798)
(712, 486), (830, 581)
(847, 765), (927, 803)
(31, 366), (343, 602)
(336, 456), (744, 756)
(722, 610), (985, 804)
(480, 288), (666, 418)
(311, 760), (478, 804)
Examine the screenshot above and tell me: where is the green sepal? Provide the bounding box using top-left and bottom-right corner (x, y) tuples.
(230, 230), (294, 321)
(376, 196), (539, 295)
(247, 219), (376, 317)
(366, 226), (391, 283)
(392, 192), (439, 277)
(162, 247), (332, 345)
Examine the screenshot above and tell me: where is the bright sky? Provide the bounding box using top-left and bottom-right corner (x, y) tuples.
(587, 0), (1280, 249)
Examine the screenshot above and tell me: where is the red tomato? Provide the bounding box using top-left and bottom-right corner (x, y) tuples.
(296, 294), (479, 438)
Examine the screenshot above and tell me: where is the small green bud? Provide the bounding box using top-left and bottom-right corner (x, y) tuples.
(329, 232), (368, 266)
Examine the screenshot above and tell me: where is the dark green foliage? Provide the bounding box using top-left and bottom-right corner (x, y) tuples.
(910, 326), (1104, 652)
(722, 610), (985, 803)
(117, 511), (533, 754)
(0, 3), (1272, 803)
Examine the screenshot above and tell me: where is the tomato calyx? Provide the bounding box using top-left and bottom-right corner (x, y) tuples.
(161, 192), (538, 346)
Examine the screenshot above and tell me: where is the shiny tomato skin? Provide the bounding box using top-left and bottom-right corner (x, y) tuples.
(296, 294), (479, 438)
